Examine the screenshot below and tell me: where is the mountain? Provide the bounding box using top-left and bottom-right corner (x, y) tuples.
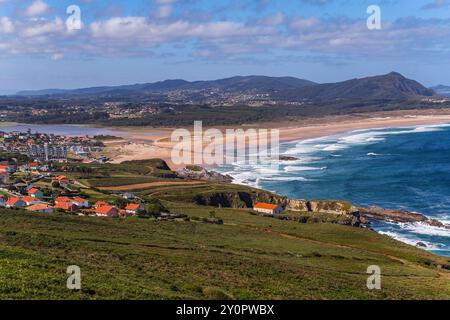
(16, 72), (435, 101)
(277, 72), (436, 101)
(431, 85), (450, 97)
(16, 76), (316, 97)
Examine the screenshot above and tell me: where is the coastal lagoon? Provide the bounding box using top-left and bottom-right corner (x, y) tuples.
(218, 123), (450, 256)
(0, 123), (118, 137)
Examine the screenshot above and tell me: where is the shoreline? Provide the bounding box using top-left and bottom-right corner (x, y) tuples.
(4, 110), (450, 167)
(104, 112), (450, 168)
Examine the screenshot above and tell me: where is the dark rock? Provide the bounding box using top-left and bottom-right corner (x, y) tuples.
(358, 206), (447, 228)
(279, 156), (299, 161)
(416, 242), (427, 248)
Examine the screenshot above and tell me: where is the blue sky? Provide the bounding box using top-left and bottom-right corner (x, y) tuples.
(1, 0), (450, 93)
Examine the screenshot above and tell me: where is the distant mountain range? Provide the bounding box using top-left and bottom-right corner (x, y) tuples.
(431, 85), (450, 97)
(15, 72), (437, 102)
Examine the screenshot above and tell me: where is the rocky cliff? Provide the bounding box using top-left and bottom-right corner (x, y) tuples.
(177, 166), (234, 183)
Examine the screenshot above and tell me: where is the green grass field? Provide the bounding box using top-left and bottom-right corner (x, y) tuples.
(0, 207), (449, 300)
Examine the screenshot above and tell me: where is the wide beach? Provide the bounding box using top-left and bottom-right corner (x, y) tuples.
(104, 109), (450, 168)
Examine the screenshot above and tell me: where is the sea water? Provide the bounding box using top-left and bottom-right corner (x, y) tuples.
(218, 123), (450, 256)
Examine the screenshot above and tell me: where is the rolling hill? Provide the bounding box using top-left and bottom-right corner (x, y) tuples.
(15, 72), (436, 102)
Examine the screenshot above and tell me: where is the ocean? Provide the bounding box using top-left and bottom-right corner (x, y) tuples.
(217, 123), (450, 257)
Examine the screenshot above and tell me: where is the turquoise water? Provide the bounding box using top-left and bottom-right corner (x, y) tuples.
(219, 123), (450, 256)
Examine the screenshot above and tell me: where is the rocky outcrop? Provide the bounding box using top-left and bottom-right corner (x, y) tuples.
(193, 191), (287, 209)
(358, 206), (447, 228)
(279, 156), (299, 161)
(177, 166), (234, 183)
(287, 199), (355, 215)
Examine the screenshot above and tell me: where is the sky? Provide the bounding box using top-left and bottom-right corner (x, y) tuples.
(1, 0), (450, 93)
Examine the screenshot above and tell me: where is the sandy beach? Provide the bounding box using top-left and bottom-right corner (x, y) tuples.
(103, 109), (450, 168)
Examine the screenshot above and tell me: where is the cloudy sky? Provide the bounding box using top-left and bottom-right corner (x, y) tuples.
(1, 0), (450, 93)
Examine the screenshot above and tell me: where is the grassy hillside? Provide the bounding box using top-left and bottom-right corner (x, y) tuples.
(0, 206), (449, 300)
(1, 159), (449, 300)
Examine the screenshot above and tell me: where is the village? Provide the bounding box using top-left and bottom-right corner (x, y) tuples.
(0, 130), (145, 217)
(0, 164), (145, 217)
(0, 129), (287, 219)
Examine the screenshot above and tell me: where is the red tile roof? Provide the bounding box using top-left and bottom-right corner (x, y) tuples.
(125, 203), (141, 211)
(54, 175), (69, 181)
(96, 206), (118, 215)
(28, 188), (40, 194)
(6, 197), (24, 206)
(55, 196), (71, 203)
(26, 204), (52, 211)
(254, 203), (279, 210)
(22, 196), (38, 203)
(54, 202), (79, 211)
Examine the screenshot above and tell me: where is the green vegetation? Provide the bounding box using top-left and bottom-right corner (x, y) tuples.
(0, 207), (449, 299)
(0, 158), (449, 299)
(54, 159), (178, 188)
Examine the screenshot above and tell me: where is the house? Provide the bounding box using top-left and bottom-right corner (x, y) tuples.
(53, 175), (71, 186)
(22, 196), (40, 206)
(94, 201), (108, 208)
(14, 182), (28, 192)
(253, 203), (284, 215)
(28, 188), (44, 199)
(72, 197), (89, 208)
(125, 203), (143, 216)
(123, 193), (136, 200)
(55, 196), (72, 204)
(5, 197), (26, 208)
(26, 204), (53, 213)
(54, 202), (79, 213)
(27, 162), (39, 170)
(95, 205), (119, 217)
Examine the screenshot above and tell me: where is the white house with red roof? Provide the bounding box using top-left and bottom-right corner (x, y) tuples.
(95, 206), (119, 217)
(125, 203), (143, 215)
(253, 203), (284, 215)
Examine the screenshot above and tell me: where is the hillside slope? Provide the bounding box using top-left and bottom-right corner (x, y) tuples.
(0, 207), (449, 299)
(278, 72), (436, 101)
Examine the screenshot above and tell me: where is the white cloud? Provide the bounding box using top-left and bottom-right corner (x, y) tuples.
(20, 17), (65, 37)
(0, 17), (14, 33)
(25, 0), (50, 17)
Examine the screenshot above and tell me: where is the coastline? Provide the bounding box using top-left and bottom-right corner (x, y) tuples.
(103, 111), (450, 168)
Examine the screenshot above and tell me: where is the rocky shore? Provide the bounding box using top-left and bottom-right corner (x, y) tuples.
(357, 206), (447, 228)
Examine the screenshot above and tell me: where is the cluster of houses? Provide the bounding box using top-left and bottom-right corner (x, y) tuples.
(0, 130), (105, 162)
(0, 184), (144, 217)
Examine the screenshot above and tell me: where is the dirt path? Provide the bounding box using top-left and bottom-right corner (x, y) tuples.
(98, 181), (206, 191)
